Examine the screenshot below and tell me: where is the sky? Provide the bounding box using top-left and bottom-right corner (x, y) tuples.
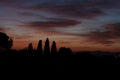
(0, 0), (120, 52)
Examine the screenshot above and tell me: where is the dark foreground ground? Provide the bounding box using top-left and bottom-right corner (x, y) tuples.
(1, 50), (120, 72)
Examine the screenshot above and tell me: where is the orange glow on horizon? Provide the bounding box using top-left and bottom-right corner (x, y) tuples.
(11, 39), (120, 52)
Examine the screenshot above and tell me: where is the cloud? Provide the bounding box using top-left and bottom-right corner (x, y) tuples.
(19, 12), (38, 16)
(0, 0), (35, 7)
(104, 23), (120, 36)
(18, 4), (104, 19)
(18, 12), (47, 19)
(1, 0), (120, 9)
(0, 27), (5, 32)
(17, 18), (118, 42)
(0, 0), (20, 6)
(21, 18), (80, 28)
(2, 0), (120, 19)
(0, 0), (17, 3)
(0, 25), (8, 32)
(80, 23), (120, 45)
(15, 0), (120, 20)
(0, 0), (33, 4)
(45, 5), (103, 19)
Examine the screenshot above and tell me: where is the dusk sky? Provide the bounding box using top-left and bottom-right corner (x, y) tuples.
(0, 0), (120, 52)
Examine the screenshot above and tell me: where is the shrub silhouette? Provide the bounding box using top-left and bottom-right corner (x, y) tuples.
(58, 47), (72, 56)
(0, 32), (13, 49)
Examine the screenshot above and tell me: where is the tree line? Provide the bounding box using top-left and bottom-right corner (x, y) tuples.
(0, 32), (72, 57)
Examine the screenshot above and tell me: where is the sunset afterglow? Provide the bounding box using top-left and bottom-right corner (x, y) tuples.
(0, 0), (120, 52)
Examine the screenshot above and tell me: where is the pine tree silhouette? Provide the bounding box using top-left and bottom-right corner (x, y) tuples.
(37, 40), (43, 55)
(51, 41), (57, 55)
(44, 38), (50, 55)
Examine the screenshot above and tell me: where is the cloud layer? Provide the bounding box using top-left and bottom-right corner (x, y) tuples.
(21, 18), (80, 28)
(81, 23), (120, 45)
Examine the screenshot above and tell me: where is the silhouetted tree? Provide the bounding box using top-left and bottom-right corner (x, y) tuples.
(28, 43), (33, 56)
(51, 41), (57, 55)
(66, 48), (73, 55)
(58, 47), (72, 56)
(0, 32), (13, 49)
(37, 40), (43, 55)
(44, 38), (50, 55)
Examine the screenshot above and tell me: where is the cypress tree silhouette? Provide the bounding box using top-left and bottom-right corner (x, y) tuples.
(0, 32), (13, 49)
(37, 40), (43, 55)
(51, 41), (57, 55)
(44, 38), (50, 55)
(28, 43), (33, 56)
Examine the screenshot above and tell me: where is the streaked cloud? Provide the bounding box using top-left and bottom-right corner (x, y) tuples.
(80, 23), (120, 45)
(20, 18), (80, 28)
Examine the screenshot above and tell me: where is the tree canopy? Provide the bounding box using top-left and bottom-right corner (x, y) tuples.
(0, 32), (13, 49)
